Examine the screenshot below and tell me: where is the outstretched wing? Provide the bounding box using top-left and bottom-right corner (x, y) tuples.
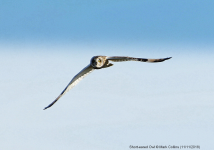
(107, 56), (172, 62)
(44, 64), (94, 110)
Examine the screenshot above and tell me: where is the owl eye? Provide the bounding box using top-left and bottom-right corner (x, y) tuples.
(98, 59), (101, 63)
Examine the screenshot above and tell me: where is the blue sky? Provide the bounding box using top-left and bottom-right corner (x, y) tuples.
(0, 1), (214, 150)
(1, 0), (214, 45)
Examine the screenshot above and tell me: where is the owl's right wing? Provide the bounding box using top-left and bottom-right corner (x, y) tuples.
(107, 56), (171, 62)
(44, 64), (94, 110)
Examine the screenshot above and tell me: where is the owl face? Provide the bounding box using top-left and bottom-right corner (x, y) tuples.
(90, 56), (106, 69)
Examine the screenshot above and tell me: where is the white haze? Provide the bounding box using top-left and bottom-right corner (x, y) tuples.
(0, 44), (213, 150)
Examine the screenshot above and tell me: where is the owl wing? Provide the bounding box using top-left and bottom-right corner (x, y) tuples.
(44, 64), (94, 110)
(107, 56), (171, 62)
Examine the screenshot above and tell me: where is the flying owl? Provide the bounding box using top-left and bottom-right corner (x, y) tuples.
(44, 56), (171, 110)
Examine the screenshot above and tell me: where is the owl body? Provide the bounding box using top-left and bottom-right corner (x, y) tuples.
(90, 56), (113, 69)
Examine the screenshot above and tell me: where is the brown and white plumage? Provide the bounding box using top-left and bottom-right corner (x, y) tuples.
(44, 55), (171, 110)
(106, 56), (171, 62)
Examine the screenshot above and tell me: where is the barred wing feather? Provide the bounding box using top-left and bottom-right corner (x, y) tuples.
(107, 56), (171, 62)
(44, 64), (94, 110)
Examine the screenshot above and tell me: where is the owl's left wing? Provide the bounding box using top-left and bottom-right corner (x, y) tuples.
(44, 64), (94, 110)
(107, 56), (171, 62)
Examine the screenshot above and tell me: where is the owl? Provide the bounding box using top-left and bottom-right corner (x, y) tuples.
(44, 56), (171, 110)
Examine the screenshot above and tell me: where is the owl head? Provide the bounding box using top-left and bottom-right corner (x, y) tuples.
(90, 56), (107, 69)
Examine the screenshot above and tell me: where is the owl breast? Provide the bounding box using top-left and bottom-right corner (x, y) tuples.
(90, 56), (107, 69)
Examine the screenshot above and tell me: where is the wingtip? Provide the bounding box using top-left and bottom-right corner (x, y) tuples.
(43, 107), (48, 110)
(43, 104), (52, 110)
(43, 98), (59, 110)
(164, 57), (172, 61)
